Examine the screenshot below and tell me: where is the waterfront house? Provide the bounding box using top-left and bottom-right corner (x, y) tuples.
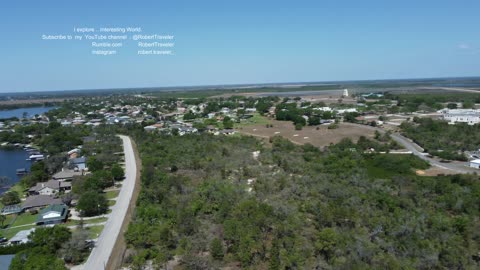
(28, 180), (71, 196)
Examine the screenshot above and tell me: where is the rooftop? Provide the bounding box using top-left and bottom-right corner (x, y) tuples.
(9, 228), (35, 243)
(52, 170), (83, 180)
(36, 204), (68, 224)
(22, 195), (63, 209)
(28, 180), (71, 193)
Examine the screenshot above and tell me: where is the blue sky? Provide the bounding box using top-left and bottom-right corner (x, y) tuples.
(0, 0), (479, 92)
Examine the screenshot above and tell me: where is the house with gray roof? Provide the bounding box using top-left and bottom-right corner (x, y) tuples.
(28, 180), (71, 196)
(22, 195), (63, 210)
(52, 170), (83, 181)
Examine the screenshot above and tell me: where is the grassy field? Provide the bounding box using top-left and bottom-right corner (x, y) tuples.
(236, 120), (376, 148)
(108, 200), (116, 207)
(1, 224), (36, 239)
(105, 189), (120, 199)
(3, 214), (16, 227)
(234, 113), (272, 128)
(0, 212), (38, 239)
(65, 217), (108, 226)
(86, 225), (104, 239)
(10, 213), (38, 227)
(7, 183), (27, 198)
(0, 183), (28, 211)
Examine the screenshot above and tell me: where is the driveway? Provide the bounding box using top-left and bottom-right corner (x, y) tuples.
(82, 135), (138, 270)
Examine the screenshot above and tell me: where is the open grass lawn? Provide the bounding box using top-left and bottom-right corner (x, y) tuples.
(86, 225), (104, 239)
(235, 113), (271, 128)
(65, 217), (108, 226)
(107, 200), (116, 207)
(2, 214), (16, 228)
(1, 224), (36, 239)
(0, 213), (38, 239)
(10, 213), (38, 227)
(9, 183), (28, 198)
(105, 189), (120, 199)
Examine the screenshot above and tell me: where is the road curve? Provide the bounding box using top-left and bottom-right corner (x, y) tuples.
(83, 135), (138, 270)
(342, 122), (477, 174)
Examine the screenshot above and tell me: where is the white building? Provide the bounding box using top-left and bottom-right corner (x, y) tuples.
(337, 108), (358, 114)
(469, 159), (480, 169)
(313, 107), (332, 112)
(439, 109), (480, 125)
(342, 89), (349, 97)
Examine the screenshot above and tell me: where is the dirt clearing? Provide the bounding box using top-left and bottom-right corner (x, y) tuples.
(236, 120), (376, 148)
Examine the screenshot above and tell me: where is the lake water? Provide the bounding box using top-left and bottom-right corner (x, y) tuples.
(0, 149), (31, 194)
(0, 106), (55, 119)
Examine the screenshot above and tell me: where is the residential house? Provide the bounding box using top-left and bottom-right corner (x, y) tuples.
(220, 129), (236, 135)
(52, 170), (83, 181)
(22, 195), (63, 210)
(144, 125), (157, 132)
(178, 127), (198, 136)
(220, 107), (231, 114)
(67, 148), (81, 159)
(68, 157), (87, 171)
(28, 180), (71, 196)
(36, 204), (69, 225)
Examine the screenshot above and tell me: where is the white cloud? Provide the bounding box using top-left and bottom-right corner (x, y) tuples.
(458, 43), (471, 50)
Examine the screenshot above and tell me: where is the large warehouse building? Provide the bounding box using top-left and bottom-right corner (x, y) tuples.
(439, 109), (480, 125)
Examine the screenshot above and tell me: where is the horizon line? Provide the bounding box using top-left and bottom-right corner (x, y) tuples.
(1, 75), (480, 95)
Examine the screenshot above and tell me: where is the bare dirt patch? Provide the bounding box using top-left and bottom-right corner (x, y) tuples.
(236, 120), (376, 148)
(212, 91), (355, 105)
(418, 167), (460, 176)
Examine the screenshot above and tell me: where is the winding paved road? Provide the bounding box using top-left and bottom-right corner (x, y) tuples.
(83, 135), (137, 270)
(389, 133), (477, 173)
(343, 123), (477, 174)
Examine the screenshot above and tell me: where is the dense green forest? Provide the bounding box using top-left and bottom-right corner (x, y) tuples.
(387, 93), (480, 112)
(400, 117), (480, 160)
(125, 131), (480, 269)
